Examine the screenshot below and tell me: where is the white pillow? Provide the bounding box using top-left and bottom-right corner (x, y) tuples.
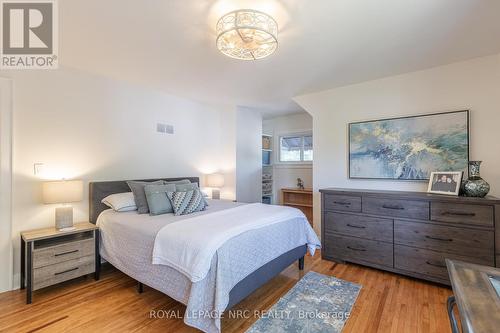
(102, 192), (137, 212)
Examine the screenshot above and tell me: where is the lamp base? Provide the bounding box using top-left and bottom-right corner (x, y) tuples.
(211, 188), (220, 200)
(55, 206), (74, 230)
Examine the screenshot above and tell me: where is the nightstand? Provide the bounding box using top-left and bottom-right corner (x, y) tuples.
(20, 222), (100, 304)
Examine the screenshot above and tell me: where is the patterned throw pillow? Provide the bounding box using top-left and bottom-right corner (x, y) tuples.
(167, 189), (207, 216)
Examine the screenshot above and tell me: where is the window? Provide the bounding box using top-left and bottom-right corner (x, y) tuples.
(279, 134), (313, 162)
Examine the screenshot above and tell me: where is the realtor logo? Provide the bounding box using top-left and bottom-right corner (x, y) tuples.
(1, 0), (58, 69)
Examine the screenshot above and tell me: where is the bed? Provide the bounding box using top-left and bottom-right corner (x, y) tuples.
(89, 177), (320, 333)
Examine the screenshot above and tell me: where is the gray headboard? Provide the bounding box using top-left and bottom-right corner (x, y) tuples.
(89, 177), (200, 224)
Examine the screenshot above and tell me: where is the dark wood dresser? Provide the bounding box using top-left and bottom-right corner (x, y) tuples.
(320, 188), (500, 284)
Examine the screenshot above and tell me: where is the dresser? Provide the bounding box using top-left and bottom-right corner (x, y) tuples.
(320, 188), (500, 285)
(21, 222), (100, 304)
(282, 188), (313, 226)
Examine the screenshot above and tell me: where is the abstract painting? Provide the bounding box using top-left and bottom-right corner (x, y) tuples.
(349, 110), (469, 180)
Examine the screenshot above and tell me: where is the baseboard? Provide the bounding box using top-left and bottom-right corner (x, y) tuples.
(11, 272), (19, 291)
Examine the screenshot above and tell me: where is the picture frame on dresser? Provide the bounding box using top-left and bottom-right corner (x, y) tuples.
(348, 110), (470, 181)
(427, 171), (463, 196)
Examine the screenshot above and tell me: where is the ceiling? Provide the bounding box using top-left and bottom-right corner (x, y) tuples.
(60, 0), (500, 117)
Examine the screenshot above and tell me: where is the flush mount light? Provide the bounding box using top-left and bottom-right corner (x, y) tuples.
(216, 9), (278, 60)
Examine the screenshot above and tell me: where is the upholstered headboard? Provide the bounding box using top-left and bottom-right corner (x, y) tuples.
(88, 177), (200, 224)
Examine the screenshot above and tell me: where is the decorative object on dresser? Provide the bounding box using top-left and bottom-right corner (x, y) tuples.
(427, 171), (462, 196)
(349, 110), (469, 180)
(282, 188), (313, 226)
(463, 160), (490, 197)
(297, 177), (305, 190)
(320, 188), (500, 285)
(206, 173), (224, 199)
(42, 180), (83, 230)
(446, 260), (500, 333)
(20, 222), (100, 304)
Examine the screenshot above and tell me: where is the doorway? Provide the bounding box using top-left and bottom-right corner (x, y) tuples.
(261, 112), (313, 225)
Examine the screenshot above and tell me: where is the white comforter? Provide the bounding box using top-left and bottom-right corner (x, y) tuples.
(152, 203), (320, 282)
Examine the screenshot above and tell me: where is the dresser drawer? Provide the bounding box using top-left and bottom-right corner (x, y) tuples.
(362, 197), (429, 220)
(324, 212), (393, 242)
(395, 245), (494, 281)
(324, 234), (393, 267)
(33, 238), (94, 269)
(33, 255), (95, 291)
(394, 220), (494, 260)
(323, 194), (361, 212)
(431, 202), (494, 227)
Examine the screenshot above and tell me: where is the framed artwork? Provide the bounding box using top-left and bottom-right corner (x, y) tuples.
(349, 110), (469, 180)
(427, 171), (463, 196)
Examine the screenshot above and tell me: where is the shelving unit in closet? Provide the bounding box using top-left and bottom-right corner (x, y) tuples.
(262, 134), (273, 204)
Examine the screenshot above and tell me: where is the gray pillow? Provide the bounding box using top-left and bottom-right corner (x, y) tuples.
(164, 179), (191, 186)
(127, 179), (191, 214)
(174, 182), (199, 192)
(127, 180), (165, 214)
(144, 184), (176, 215)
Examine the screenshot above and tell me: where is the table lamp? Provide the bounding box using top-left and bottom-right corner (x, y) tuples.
(206, 173), (224, 200)
(42, 180), (83, 230)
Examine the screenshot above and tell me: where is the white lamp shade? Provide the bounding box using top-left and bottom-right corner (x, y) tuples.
(42, 180), (83, 204)
(206, 173), (224, 188)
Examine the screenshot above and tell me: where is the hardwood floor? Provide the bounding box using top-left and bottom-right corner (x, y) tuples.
(0, 254), (453, 332)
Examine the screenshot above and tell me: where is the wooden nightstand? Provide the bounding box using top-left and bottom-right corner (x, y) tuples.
(20, 222), (100, 304)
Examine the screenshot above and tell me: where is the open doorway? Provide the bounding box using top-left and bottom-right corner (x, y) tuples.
(0, 78), (13, 292)
(261, 112), (313, 226)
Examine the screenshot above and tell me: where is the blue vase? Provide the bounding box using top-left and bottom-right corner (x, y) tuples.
(463, 161), (490, 197)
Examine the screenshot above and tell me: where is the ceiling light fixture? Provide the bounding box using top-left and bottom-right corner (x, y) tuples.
(216, 9), (278, 60)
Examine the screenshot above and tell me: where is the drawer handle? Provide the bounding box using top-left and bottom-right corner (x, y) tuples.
(382, 204), (405, 210)
(54, 267), (79, 276)
(54, 250), (79, 257)
(333, 201), (351, 206)
(347, 224), (366, 229)
(347, 246), (366, 252)
(425, 235), (453, 242)
(442, 211), (476, 217)
(425, 260), (446, 268)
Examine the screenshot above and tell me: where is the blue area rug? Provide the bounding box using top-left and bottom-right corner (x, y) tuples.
(246, 271), (361, 333)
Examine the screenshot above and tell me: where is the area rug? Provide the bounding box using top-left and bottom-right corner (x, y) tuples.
(245, 271), (361, 333)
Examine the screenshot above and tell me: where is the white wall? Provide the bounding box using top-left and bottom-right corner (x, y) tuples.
(235, 106), (262, 203)
(295, 54), (500, 234)
(263, 113), (313, 204)
(0, 78), (13, 292)
(1, 67), (237, 289)
(217, 106), (237, 200)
